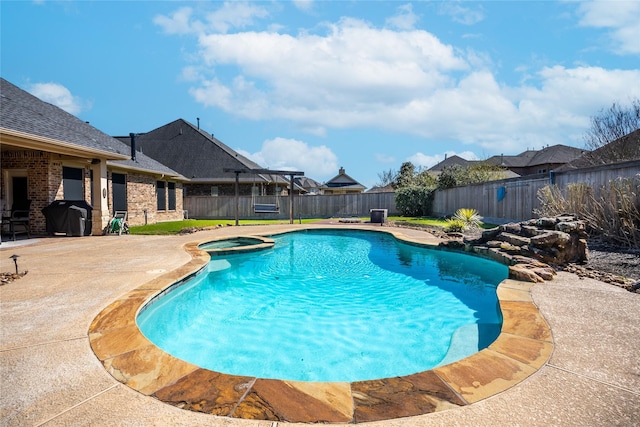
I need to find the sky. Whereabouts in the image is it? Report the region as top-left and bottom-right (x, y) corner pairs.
(2, 1), (639, 188)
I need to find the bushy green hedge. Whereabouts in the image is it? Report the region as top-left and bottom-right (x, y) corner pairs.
(394, 186), (434, 217)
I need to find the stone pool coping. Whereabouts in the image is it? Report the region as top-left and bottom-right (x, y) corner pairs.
(88, 227), (553, 423)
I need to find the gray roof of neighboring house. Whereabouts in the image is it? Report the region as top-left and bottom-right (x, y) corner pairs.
(486, 151), (537, 168)
(295, 176), (322, 190)
(428, 155), (472, 171)
(555, 129), (640, 171)
(365, 184), (395, 193)
(116, 119), (275, 184)
(321, 167), (366, 190)
(524, 145), (586, 166)
(485, 145), (585, 168)
(429, 144), (586, 172)
(0, 78), (184, 179)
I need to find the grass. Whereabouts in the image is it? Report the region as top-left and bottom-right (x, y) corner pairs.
(388, 216), (449, 227)
(129, 218), (323, 235)
(129, 216), (496, 235)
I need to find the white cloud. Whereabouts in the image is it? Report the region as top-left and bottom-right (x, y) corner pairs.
(238, 137), (338, 177)
(438, 2), (484, 25)
(153, 7), (199, 35)
(386, 3), (419, 30)
(576, 1), (640, 54)
(192, 17), (467, 125)
(158, 5), (640, 156)
(27, 82), (88, 115)
(408, 150), (479, 168)
(154, 2), (268, 35)
(292, 0), (314, 12)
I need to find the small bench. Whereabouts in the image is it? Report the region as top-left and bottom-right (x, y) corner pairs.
(254, 203), (279, 213)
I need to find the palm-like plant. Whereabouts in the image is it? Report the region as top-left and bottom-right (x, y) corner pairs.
(452, 208), (483, 229)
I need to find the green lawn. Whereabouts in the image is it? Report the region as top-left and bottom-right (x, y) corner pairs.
(128, 216), (495, 235)
(128, 218), (323, 235)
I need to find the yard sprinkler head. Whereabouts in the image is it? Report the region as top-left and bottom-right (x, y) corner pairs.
(9, 254), (20, 275)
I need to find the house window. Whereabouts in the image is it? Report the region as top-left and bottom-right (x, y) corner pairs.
(112, 173), (127, 212)
(63, 166), (84, 200)
(168, 182), (176, 210)
(157, 181), (166, 210)
(537, 168), (547, 174)
(210, 186), (218, 196)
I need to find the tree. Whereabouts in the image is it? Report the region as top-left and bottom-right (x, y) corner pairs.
(437, 163), (507, 190)
(437, 164), (467, 189)
(396, 162), (416, 188)
(583, 98), (640, 164)
(415, 169), (438, 188)
(375, 168), (397, 188)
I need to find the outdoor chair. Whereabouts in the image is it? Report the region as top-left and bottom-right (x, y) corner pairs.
(1, 200), (31, 241)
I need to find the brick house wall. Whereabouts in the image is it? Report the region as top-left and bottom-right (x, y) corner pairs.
(1, 149), (53, 235)
(108, 171), (184, 227)
(2, 148), (184, 235)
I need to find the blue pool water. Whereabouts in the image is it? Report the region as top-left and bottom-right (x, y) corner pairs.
(138, 229), (507, 382)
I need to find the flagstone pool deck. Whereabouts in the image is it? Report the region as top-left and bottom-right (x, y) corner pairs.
(1, 223), (638, 426)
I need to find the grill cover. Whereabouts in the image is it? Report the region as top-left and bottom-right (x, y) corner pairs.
(42, 200), (93, 236)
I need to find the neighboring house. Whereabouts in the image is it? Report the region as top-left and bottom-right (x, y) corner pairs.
(555, 129), (640, 171)
(428, 154), (472, 172)
(429, 145), (586, 177)
(365, 184), (395, 193)
(116, 119), (289, 198)
(486, 144), (587, 176)
(0, 78), (186, 236)
(321, 167), (366, 194)
(294, 176), (323, 195)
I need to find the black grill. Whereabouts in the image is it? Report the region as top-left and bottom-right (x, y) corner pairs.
(42, 200), (93, 236)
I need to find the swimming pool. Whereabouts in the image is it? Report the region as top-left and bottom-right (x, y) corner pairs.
(138, 229), (507, 382)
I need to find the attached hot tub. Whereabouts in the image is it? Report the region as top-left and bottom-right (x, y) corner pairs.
(198, 236), (274, 256)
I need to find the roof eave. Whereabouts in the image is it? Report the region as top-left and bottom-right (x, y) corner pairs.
(0, 127), (130, 160)
(106, 161), (188, 181)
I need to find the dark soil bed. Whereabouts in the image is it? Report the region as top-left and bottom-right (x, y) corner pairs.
(564, 238), (639, 292)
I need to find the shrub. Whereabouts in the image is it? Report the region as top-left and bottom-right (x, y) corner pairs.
(536, 176), (640, 248)
(395, 186), (434, 216)
(452, 208), (484, 229)
(444, 218), (466, 233)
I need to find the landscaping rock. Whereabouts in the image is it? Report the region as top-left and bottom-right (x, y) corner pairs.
(467, 215), (588, 266)
(530, 231), (571, 249)
(498, 232), (531, 247)
(509, 264), (545, 283)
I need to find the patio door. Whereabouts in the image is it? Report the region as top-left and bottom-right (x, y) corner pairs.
(3, 170), (28, 211)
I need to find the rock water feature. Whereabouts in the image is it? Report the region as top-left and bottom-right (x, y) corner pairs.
(441, 215), (589, 283)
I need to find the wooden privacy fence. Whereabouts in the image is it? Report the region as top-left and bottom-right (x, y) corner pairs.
(432, 159), (640, 223)
(184, 160), (638, 223)
(184, 192), (398, 220)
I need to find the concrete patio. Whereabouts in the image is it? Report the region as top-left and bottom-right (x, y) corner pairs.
(1, 224), (638, 426)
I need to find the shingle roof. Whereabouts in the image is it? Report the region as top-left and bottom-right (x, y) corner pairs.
(428, 155), (471, 171)
(484, 145), (584, 168)
(527, 144), (586, 166)
(555, 129), (640, 171)
(1, 78), (125, 156)
(117, 119), (271, 183)
(321, 167), (366, 190)
(1, 78), (184, 179)
(485, 150), (537, 168)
